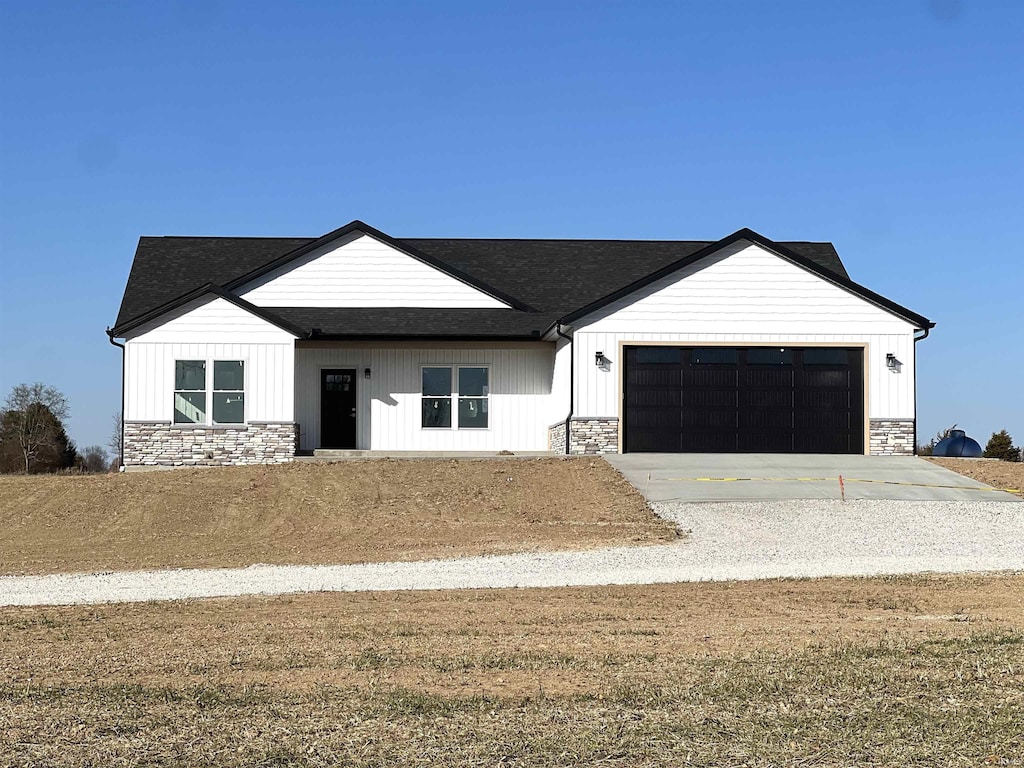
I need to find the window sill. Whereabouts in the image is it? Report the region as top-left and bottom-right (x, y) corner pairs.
(419, 427), (492, 431)
(171, 423), (249, 430)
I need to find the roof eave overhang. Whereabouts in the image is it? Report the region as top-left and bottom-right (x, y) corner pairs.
(302, 333), (546, 342)
(554, 228), (934, 331)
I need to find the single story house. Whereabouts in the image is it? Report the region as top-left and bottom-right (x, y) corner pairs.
(108, 220), (933, 466)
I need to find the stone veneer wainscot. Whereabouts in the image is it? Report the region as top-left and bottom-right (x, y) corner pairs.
(548, 418), (619, 455)
(124, 421), (297, 467)
(868, 418), (916, 456)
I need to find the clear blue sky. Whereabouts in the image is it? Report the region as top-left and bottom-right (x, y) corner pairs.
(1, 0), (1021, 453)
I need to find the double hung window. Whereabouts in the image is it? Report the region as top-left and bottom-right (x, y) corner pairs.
(421, 366), (489, 429)
(174, 361), (207, 424)
(173, 360), (245, 424)
(421, 367), (453, 428)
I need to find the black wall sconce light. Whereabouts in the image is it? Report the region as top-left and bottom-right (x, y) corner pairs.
(364, 367), (372, 379)
(595, 351), (606, 367)
(886, 353), (898, 370)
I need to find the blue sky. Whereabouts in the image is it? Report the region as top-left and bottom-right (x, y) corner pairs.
(1, 0), (1021, 452)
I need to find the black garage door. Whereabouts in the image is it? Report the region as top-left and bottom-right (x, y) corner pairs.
(623, 346), (863, 453)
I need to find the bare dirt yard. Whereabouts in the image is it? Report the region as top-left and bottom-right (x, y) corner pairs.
(0, 458), (675, 576)
(929, 457), (1024, 498)
(1, 574), (1022, 766)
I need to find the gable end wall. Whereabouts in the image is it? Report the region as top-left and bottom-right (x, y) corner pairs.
(237, 233), (509, 309)
(570, 241), (919, 451)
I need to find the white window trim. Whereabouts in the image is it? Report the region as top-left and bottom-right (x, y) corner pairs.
(419, 364), (491, 431)
(173, 358), (248, 426)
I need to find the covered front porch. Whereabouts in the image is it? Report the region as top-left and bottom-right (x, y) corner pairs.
(293, 340), (557, 453)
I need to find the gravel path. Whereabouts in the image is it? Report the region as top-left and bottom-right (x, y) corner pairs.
(3, 499), (1023, 606)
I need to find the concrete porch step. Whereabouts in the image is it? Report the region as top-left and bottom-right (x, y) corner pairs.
(305, 449), (557, 460)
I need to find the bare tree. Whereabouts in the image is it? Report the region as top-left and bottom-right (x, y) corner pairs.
(108, 412), (123, 466)
(79, 445), (110, 473)
(2, 383), (71, 473)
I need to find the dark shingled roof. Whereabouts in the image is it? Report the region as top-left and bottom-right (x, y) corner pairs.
(111, 223), (936, 337)
(115, 236), (315, 327)
(113, 228), (854, 338)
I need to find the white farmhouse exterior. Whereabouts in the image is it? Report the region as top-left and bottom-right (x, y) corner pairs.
(109, 221), (932, 466)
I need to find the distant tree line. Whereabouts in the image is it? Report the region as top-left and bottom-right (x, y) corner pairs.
(0, 383), (114, 474)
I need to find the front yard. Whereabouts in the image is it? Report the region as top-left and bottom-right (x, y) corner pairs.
(0, 458), (675, 576)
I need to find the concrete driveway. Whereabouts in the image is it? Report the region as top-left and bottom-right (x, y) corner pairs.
(604, 453), (1022, 502)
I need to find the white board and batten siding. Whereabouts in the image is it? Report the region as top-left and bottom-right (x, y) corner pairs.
(123, 296), (297, 422)
(294, 344), (555, 451)
(571, 240), (920, 421)
(238, 233), (508, 308)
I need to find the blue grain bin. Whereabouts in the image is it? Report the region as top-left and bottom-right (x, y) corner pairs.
(933, 429), (983, 458)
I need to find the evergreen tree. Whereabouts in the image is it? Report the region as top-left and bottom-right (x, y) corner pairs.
(983, 430), (1021, 462)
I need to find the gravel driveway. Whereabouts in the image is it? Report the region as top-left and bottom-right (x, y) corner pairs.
(3, 499), (1023, 606)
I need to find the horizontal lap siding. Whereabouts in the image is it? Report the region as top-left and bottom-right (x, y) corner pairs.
(238, 234), (507, 308)
(294, 345), (554, 451)
(574, 242), (918, 421)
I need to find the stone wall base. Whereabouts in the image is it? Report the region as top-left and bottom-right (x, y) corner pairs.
(125, 421), (297, 466)
(547, 421), (567, 453)
(868, 419), (916, 456)
(548, 418), (619, 455)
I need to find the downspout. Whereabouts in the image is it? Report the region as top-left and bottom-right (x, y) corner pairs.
(106, 328), (125, 469)
(554, 323), (573, 455)
(912, 326), (931, 456)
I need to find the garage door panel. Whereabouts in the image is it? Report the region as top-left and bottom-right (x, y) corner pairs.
(797, 369), (850, 388)
(741, 389), (792, 409)
(683, 368), (738, 387)
(740, 368), (794, 388)
(738, 430), (793, 452)
(794, 431), (855, 453)
(794, 409), (851, 430)
(683, 430), (738, 452)
(624, 346), (863, 454)
(626, 407), (677, 429)
(739, 407), (794, 430)
(796, 390), (850, 409)
(630, 428), (683, 452)
(681, 408), (737, 429)
(681, 389), (737, 408)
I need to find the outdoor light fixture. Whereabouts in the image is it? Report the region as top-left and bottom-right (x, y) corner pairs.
(364, 368), (372, 379)
(595, 351), (605, 367)
(886, 353), (898, 370)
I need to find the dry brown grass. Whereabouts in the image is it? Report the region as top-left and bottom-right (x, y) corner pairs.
(929, 457), (1024, 498)
(2, 574), (1023, 766)
(0, 458), (675, 576)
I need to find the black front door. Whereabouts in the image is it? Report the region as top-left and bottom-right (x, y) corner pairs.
(321, 369), (357, 448)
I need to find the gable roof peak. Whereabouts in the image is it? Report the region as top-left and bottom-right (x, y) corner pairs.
(222, 219), (534, 313)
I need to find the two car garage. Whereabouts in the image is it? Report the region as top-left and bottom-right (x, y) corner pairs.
(623, 346), (864, 454)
